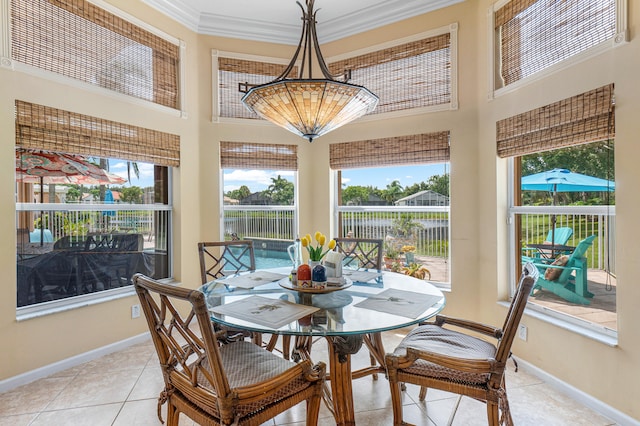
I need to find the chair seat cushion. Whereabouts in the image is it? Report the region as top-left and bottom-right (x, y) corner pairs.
(185, 341), (310, 420)
(393, 325), (497, 384)
(220, 340), (298, 388)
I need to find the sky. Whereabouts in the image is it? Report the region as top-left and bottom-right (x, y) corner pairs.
(223, 163), (449, 193)
(106, 160), (449, 193)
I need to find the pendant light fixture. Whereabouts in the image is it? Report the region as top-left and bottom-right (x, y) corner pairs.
(240, 0), (379, 143)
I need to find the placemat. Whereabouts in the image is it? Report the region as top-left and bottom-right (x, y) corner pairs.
(216, 271), (288, 289)
(342, 270), (381, 283)
(354, 288), (442, 319)
(210, 295), (319, 328)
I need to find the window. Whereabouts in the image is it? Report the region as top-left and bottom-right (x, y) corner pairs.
(493, 0), (625, 90)
(10, 0), (180, 109)
(15, 101), (177, 310)
(220, 142), (298, 268)
(329, 25), (458, 115)
(500, 85), (617, 334)
(215, 55), (296, 120)
(331, 133), (451, 285)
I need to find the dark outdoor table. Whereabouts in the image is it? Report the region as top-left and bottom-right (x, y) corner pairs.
(525, 243), (575, 260)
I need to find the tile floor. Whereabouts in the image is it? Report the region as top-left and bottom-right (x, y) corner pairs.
(0, 328), (617, 426)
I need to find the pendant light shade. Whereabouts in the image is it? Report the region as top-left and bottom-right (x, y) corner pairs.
(240, 0), (378, 142)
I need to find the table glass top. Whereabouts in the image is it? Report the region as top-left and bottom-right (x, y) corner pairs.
(199, 268), (446, 336)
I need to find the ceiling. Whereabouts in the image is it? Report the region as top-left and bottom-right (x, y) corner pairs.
(142, 0), (464, 44)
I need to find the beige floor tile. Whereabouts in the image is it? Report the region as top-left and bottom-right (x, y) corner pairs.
(80, 343), (154, 374)
(0, 413), (38, 426)
(128, 364), (164, 401)
(46, 369), (141, 410)
(112, 398), (164, 426)
(30, 403), (121, 426)
(0, 376), (74, 416)
(508, 384), (615, 426)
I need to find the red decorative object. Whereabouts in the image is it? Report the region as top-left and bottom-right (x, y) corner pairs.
(297, 264), (312, 288)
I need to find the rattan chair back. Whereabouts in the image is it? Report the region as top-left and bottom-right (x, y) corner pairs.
(133, 273), (325, 426)
(333, 237), (383, 270)
(198, 240), (256, 283)
(385, 263), (539, 426)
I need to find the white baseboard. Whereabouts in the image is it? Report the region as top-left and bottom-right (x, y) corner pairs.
(0, 332), (151, 393)
(515, 357), (639, 426)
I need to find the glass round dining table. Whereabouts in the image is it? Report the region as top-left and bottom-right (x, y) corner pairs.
(199, 267), (446, 426)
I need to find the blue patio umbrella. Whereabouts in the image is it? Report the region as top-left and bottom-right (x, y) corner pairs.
(521, 168), (615, 248)
(521, 168), (615, 193)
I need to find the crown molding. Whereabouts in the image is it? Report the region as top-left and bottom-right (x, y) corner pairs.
(143, 0), (464, 44)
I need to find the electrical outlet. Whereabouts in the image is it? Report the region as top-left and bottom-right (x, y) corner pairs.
(131, 304), (141, 319)
(518, 324), (527, 341)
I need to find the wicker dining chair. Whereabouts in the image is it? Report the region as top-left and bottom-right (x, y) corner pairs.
(133, 274), (326, 426)
(197, 240), (287, 355)
(333, 237), (384, 270)
(385, 263), (539, 426)
(197, 240), (256, 282)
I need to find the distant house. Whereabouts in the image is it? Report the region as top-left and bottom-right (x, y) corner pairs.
(395, 190), (449, 206)
(239, 192), (272, 205)
(224, 195), (239, 205)
(346, 193), (388, 206)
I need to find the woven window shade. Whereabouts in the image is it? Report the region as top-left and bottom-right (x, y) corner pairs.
(329, 132), (450, 170)
(496, 0), (616, 86)
(15, 100), (180, 167)
(496, 84), (614, 158)
(220, 142), (298, 170)
(218, 57), (297, 119)
(11, 0), (180, 109)
(329, 33), (451, 115)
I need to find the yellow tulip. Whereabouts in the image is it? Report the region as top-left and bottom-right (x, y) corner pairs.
(305, 234), (312, 243)
(328, 239), (336, 250)
(318, 234), (326, 246)
(301, 236), (309, 247)
(314, 231), (322, 242)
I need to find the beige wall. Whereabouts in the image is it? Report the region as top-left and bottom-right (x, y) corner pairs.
(1, 0), (638, 421)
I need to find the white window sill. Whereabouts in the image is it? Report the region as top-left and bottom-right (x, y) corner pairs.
(498, 301), (618, 347)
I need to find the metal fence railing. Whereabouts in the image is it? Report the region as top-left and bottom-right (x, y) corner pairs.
(518, 212), (615, 273)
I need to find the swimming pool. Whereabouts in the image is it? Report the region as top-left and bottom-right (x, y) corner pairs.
(229, 248), (293, 270)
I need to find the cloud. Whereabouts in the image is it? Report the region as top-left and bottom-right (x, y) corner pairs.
(223, 169), (294, 190)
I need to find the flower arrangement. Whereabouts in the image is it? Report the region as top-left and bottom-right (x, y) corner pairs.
(301, 232), (336, 261)
(401, 245), (416, 253)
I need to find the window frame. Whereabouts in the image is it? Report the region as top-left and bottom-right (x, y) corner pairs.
(507, 158), (617, 344)
(16, 163), (174, 320)
(2, 0), (186, 117)
(488, 0), (628, 99)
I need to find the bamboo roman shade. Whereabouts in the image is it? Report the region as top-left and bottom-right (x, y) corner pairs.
(329, 33), (451, 115)
(15, 100), (180, 167)
(220, 142), (298, 170)
(496, 0), (616, 87)
(11, 0), (180, 109)
(218, 57), (297, 119)
(496, 84), (614, 158)
(329, 132), (450, 170)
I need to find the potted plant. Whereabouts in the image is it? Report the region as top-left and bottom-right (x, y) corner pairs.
(400, 262), (431, 280)
(383, 241), (404, 270)
(401, 245), (416, 264)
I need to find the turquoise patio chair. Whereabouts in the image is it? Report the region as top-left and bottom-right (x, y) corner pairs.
(529, 235), (596, 305)
(522, 227), (574, 261)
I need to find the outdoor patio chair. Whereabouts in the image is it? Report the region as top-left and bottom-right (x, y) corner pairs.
(385, 263), (539, 426)
(333, 237), (383, 270)
(522, 227), (573, 261)
(528, 235), (597, 305)
(133, 274), (325, 426)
